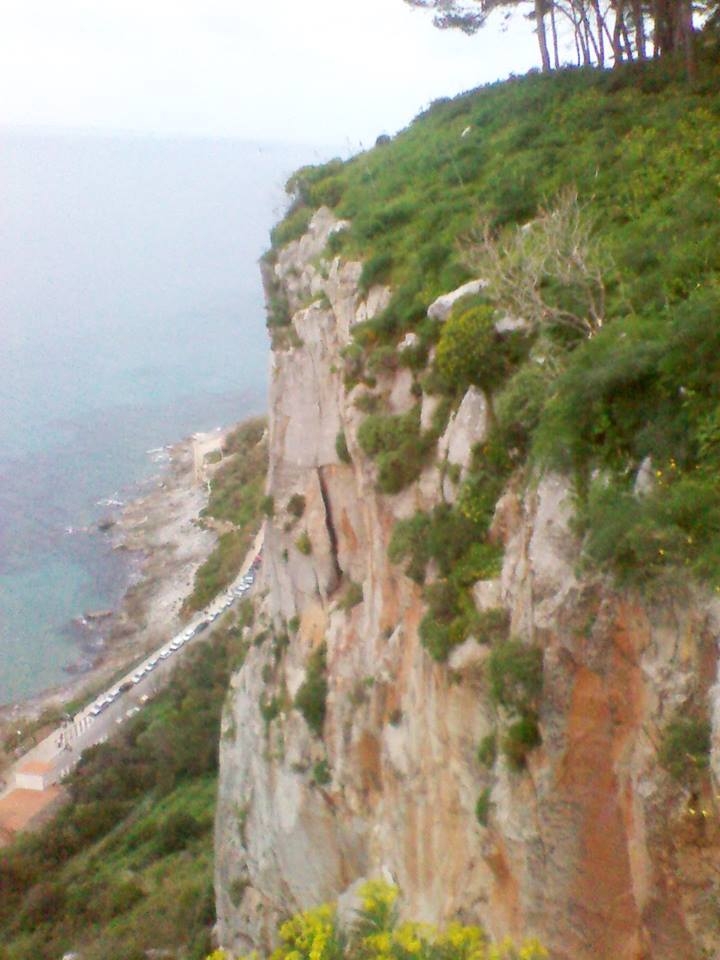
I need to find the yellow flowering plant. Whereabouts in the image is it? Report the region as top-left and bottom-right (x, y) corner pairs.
(209, 882), (548, 960)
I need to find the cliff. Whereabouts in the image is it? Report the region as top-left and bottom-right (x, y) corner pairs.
(215, 206), (720, 960)
(216, 64), (720, 960)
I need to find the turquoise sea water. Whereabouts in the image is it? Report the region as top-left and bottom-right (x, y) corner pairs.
(0, 132), (324, 705)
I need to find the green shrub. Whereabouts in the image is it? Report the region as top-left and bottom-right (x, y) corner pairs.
(357, 407), (436, 494)
(494, 362), (553, 460)
(272, 631), (291, 663)
(266, 288), (292, 328)
(261, 494), (275, 518)
(104, 878), (145, 919)
(270, 205), (313, 248)
(154, 811), (204, 856)
(312, 759), (331, 786)
(338, 581), (363, 611)
(473, 608), (509, 646)
(487, 639), (544, 715)
(659, 713), (711, 783)
(287, 494), (306, 518)
(367, 344), (399, 377)
(341, 341), (366, 389)
(186, 530), (249, 612)
(454, 541), (504, 586)
(477, 733), (498, 768)
(435, 302), (530, 397)
(354, 391), (381, 414)
(419, 579), (479, 662)
(388, 512), (432, 583)
(229, 877), (249, 908)
(295, 531), (312, 555)
(359, 249), (394, 292)
(259, 695), (283, 733)
(475, 787), (492, 826)
(295, 644), (328, 737)
(336, 430), (352, 464)
(502, 714), (542, 771)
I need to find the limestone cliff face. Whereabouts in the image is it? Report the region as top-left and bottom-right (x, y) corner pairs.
(216, 209), (720, 960)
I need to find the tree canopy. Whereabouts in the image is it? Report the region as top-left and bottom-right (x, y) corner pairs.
(403, 0), (710, 77)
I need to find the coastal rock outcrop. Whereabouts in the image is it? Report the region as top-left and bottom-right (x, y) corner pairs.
(215, 209), (720, 960)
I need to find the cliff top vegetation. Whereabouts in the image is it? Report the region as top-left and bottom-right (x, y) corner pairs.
(268, 48), (720, 593)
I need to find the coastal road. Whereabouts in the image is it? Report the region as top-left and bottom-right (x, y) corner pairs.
(0, 528), (264, 826)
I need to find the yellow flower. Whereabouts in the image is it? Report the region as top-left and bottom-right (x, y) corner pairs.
(392, 921), (425, 954)
(359, 879), (399, 914)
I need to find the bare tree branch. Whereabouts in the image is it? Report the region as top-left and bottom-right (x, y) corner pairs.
(460, 189), (608, 341)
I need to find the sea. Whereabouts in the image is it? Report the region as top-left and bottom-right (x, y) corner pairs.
(0, 131), (334, 706)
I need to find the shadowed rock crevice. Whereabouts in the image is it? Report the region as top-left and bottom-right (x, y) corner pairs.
(317, 466), (342, 591)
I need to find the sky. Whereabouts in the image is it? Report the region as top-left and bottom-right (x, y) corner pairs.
(0, 0), (541, 147)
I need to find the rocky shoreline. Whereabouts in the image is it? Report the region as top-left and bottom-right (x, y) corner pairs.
(0, 429), (227, 737)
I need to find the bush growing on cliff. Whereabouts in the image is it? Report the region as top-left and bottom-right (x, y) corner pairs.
(659, 712), (711, 783)
(475, 787), (492, 826)
(475, 608), (510, 645)
(435, 301), (530, 398)
(477, 732), (498, 768)
(357, 407), (436, 494)
(488, 640), (543, 715)
(286, 494), (306, 519)
(338, 580), (363, 611)
(295, 643), (328, 737)
(419, 579), (483, 662)
(494, 362), (554, 462)
(270, 205), (313, 249)
(295, 530), (313, 555)
(335, 430), (352, 464)
(502, 714), (542, 771)
(487, 639), (544, 769)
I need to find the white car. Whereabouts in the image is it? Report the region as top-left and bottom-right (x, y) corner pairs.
(160, 650), (171, 660)
(131, 672), (144, 683)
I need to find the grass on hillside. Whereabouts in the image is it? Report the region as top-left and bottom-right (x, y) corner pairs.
(270, 50), (720, 595)
(0, 609), (252, 960)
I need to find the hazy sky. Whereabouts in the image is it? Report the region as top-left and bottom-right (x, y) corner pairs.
(1, 0), (541, 146)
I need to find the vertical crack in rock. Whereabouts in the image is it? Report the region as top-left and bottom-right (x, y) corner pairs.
(318, 466), (342, 590)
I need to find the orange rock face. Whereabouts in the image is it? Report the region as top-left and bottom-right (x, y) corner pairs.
(215, 212), (720, 960)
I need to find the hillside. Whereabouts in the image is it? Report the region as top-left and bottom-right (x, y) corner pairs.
(0, 421), (267, 960)
(216, 54), (720, 960)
